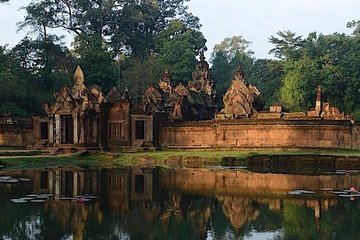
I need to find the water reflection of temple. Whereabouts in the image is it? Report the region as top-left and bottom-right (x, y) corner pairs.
(158, 168), (360, 232)
(2, 167), (360, 238)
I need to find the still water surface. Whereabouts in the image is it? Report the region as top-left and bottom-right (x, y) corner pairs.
(1, 166), (360, 240)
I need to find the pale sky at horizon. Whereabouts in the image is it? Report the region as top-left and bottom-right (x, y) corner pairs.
(0, 0), (359, 59)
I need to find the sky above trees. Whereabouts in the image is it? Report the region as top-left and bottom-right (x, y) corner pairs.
(1, 0), (360, 59)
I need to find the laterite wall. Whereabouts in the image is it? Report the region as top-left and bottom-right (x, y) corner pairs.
(0, 125), (34, 146)
(159, 119), (360, 150)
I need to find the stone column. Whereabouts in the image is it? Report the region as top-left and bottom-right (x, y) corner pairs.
(98, 113), (102, 147)
(79, 113), (85, 144)
(48, 116), (54, 144)
(315, 85), (322, 112)
(93, 115), (98, 145)
(73, 171), (78, 197)
(33, 117), (40, 143)
(73, 114), (78, 144)
(146, 116), (154, 143)
(55, 115), (61, 144)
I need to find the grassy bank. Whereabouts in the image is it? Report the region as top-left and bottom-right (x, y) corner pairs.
(1, 148), (360, 170)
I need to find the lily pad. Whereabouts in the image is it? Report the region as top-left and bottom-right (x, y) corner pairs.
(339, 194), (357, 198)
(11, 199), (28, 203)
(288, 191), (302, 195)
(26, 194), (37, 197)
(330, 191), (347, 194)
(19, 197), (35, 201)
(300, 190), (315, 194)
(31, 199), (46, 203)
(19, 178), (32, 182)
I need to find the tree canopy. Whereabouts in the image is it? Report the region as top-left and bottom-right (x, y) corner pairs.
(1, 1), (360, 120)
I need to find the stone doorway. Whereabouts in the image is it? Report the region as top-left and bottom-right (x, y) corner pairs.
(135, 120), (145, 140)
(61, 115), (74, 144)
(40, 122), (48, 140)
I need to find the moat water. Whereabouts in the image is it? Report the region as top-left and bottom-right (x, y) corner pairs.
(1, 165), (360, 240)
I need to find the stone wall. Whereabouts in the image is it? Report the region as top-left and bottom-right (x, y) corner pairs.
(0, 125), (34, 146)
(160, 119), (360, 150)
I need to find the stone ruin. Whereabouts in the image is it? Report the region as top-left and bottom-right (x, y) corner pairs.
(216, 67), (260, 119)
(43, 66), (105, 116)
(141, 52), (216, 121)
(42, 66), (105, 145)
(257, 85), (348, 120)
(307, 85), (346, 120)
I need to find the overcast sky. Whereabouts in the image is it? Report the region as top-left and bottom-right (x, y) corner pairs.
(1, 0), (360, 59)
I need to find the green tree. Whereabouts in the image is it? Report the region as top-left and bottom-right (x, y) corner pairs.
(212, 35), (253, 61)
(210, 36), (256, 107)
(269, 30), (303, 59)
(211, 51), (231, 103)
(155, 20), (206, 84)
(121, 54), (163, 100)
(247, 59), (283, 109)
(0, 46), (46, 116)
(20, 0), (202, 93)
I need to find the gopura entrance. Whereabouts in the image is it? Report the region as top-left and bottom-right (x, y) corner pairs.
(61, 115), (73, 144)
(43, 66), (104, 147)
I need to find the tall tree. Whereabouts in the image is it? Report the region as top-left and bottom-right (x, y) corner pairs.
(210, 36), (255, 106)
(247, 59), (283, 109)
(20, 0), (202, 92)
(211, 50), (231, 102)
(269, 30), (303, 59)
(155, 20), (206, 84)
(212, 35), (253, 61)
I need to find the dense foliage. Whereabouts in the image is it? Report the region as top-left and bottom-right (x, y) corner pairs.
(1, 1), (360, 119)
(211, 29), (360, 118)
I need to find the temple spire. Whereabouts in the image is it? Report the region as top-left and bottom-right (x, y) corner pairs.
(74, 66), (85, 85)
(234, 66), (245, 81)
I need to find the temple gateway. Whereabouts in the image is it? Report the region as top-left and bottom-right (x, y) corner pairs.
(28, 54), (360, 151)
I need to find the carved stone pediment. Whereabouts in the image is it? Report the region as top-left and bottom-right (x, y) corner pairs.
(105, 87), (122, 103)
(188, 52), (214, 98)
(159, 68), (172, 94)
(47, 85), (77, 115)
(143, 85), (163, 112)
(45, 65), (105, 115)
(218, 67), (260, 119)
(174, 83), (189, 97)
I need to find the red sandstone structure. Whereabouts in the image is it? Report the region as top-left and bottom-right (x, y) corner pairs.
(0, 54), (359, 150)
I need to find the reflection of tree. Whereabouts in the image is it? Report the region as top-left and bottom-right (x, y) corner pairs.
(44, 200), (103, 240)
(219, 196), (259, 230)
(0, 186), (47, 240)
(283, 204), (318, 240)
(320, 200), (360, 240)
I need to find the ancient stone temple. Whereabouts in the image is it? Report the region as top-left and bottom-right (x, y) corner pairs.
(42, 66), (104, 146)
(187, 52), (216, 110)
(102, 87), (131, 146)
(307, 85), (346, 120)
(161, 52), (217, 121)
(142, 56), (217, 121)
(216, 67), (260, 119)
(142, 69), (173, 113)
(22, 55), (356, 152)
